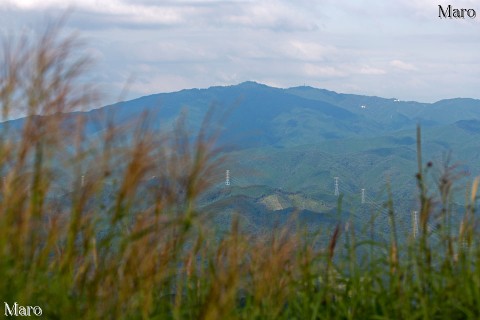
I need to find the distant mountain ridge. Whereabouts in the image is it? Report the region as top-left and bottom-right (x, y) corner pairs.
(52, 81), (479, 148)
(5, 81), (480, 234)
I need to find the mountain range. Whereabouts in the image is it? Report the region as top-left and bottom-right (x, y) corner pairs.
(7, 81), (480, 236)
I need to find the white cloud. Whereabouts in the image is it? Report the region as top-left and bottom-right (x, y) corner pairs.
(303, 64), (346, 78)
(1, 0), (319, 31)
(357, 66), (386, 75)
(1, 0), (479, 103)
(390, 60), (417, 71)
(283, 41), (337, 62)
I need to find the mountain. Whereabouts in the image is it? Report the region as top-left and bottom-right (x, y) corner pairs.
(74, 81), (386, 149)
(6, 81), (480, 235)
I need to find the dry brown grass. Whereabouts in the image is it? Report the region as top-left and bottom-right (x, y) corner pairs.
(1, 19), (480, 320)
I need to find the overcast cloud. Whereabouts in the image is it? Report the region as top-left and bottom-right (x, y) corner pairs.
(1, 0), (479, 104)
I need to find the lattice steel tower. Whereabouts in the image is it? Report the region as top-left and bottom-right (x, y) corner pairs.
(334, 177), (339, 196)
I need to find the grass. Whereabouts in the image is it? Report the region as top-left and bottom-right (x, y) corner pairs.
(1, 21), (480, 320)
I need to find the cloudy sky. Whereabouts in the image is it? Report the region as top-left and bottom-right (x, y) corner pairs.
(1, 0), (479, 104)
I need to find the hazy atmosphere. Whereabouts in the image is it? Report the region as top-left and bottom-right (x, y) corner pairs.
(1, 0), (479, 103)
(2, 1), (480, 318)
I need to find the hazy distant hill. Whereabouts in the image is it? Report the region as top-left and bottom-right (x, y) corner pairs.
(6, 82), (480, 234)
(79, 81), (480, 140)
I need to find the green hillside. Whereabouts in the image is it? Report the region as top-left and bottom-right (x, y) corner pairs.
(4, 82), (480, 233)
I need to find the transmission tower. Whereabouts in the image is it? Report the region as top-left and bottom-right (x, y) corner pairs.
(361, 188), (365, 204)
(225, 170), (230, 186)
(334, 177), (339, 196)
(412, 211), (418, 238)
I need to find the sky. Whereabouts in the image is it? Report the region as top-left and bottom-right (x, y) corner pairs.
(1, 0), (479, 105)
